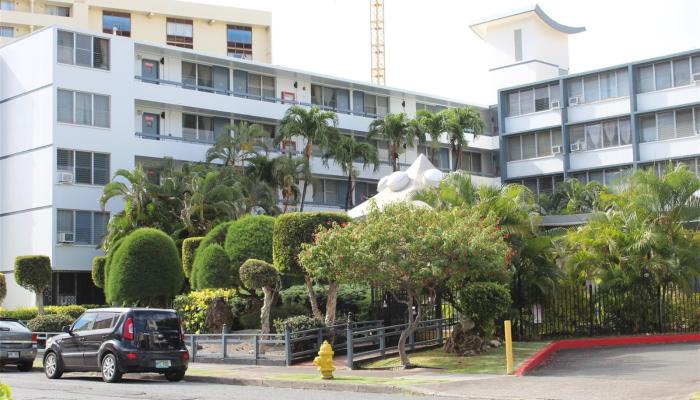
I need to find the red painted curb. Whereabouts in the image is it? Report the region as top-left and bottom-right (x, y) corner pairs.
(514, 333), (700, 376)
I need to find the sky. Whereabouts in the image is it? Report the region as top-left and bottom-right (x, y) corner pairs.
(192, 0), (700, 106)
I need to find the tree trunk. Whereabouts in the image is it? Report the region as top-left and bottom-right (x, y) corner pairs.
(345, 173), (353, 211)
(391, 143), (399, 172)
(304, 274), (323, 321)
(300, 141), (313, 212)
(397, 289), (422, 367)
(36, 291), (44, 315)
(260, 286), (274, 335)
(299, 180), (308, 212)
(324, 281), (339, 326)
(452, 142), (459, 171)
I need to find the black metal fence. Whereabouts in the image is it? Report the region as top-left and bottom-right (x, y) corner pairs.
(512, 284), (700, 340)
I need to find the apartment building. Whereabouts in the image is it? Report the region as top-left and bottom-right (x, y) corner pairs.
(0, 0), (271, 62)
(0, 26), (499, 307)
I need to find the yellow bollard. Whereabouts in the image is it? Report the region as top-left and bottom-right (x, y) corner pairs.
(504, 320), (514, 374)
(313, 340), (335, 379)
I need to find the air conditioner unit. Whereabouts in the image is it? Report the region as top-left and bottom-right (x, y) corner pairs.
(693, 73), (700, 83)
(550, 100), (561, 109)
(58, 232), (75, 243)
(568, 96), (581, 106)
(58, 172), (74, 184)
(570, 142), (582, 152)
(551, 145), (563, 154)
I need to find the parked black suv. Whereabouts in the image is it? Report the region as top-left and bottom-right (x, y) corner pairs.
(43, 308), (189, 383)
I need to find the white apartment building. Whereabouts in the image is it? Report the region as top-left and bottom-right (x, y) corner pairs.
(0, 26), (500, 308)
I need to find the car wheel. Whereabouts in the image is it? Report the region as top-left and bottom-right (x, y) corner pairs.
(44, 352), (63, 379)
(101, 353), (122, 383)
(164, 369), (185, 382)
(17, 361), (33, 372)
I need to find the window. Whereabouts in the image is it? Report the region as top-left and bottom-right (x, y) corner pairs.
(568, 69), (629, 104)
(675, 109), (694, 137)
(508, 175), (564, 197)
(583, 75), (600, 103)
(507, 93), (519, 116)
(638, 56), (699, 93)
(585, 123), (602, 150)
(232, 69), (275, 100)
(0, 25), (12, 38)
(311, 85), (350, 112)
(354, 182), (377, 205)
(655, 62), (672, 90)
(534, 86), (549, 112)
(416, 102), (447, 113)
(57, 89), (110, 128)
(351, 91), (389, 116)
(166, 18), (193, 49)
(57, 149), (110, 185)
(640, 115), (657, 142)
(72, 313), (97, 332)
(182, 62), (234, 94)
(0, 0), (13, 10)
(56, 30), (110, 70)
(658, 111), (676, 140)
(507, 129), (561, 161)
(569, 118), (631, 150)
(513, 29), (523, 61)
(673, 58), (691, 86)
(519, 89), (534, 114)
(638, 66), (654, 93)
(507, 135), (521, 161)
(57, 210), (109, 245)
(536, 130), (552, 156)
(227, 25), (252, 59)
(102, 11), (130, 37)
(506, 83), (559, 116)
(182, 113), (230, 143)
(47, 5), (70, 17)
(93, 312), (117, 330)
(572, 167), (630, 187)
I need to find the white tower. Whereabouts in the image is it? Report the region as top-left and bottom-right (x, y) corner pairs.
(470, 5), (585, 100)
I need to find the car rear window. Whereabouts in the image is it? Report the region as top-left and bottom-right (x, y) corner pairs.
(134, 311), (179, 333)
(0, 321), (29, 332)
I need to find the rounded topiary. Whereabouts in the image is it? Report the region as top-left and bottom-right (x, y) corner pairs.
(272, 212), (350, 275)
(224, 216), (275, 272)
(182, 237), (203, 279)
(105, 228), (183, 306)
(239, 259), (278, 289)
(27, 314), (74, 332)
(455, 282), (511, 338)
(92, 256), (106, 289)
(14, 255), (52, 313)
(193, 244), (234, 289)
(0, 273), (6, 305)
(190, 222), (234, 288)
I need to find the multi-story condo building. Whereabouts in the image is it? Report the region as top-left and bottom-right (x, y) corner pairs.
(0, 0), (271, 62)
(0, 26), (499, 307)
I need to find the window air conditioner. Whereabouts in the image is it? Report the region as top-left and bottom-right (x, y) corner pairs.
(550, 100), (561, 109)
(551, 145), (563, 154)
(58, 232), (75, 243)
(693, 73), (700, 83)
(570, 142), (582, 152)
(568, 96), (581, 106)
(58, 172), (74, 184)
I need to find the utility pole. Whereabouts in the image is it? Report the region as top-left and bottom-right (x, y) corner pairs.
(370, 0), (386, 85)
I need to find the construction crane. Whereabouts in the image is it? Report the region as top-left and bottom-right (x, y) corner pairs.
(370, 0), (386, 85)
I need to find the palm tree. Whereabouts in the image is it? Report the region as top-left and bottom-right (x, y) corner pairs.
(179, 169), (244, 235)
(441, 107), (485, 171)
(245, 154), (277, 187)
(100, 165), (157, 229)
(206, 121), (269, 167)
(323, 136), (379, 210)
(273, 155), (307, 212)
(277, 106), (339, 211)
(368, 112), (422, 172)
(415, 110), (445, 165)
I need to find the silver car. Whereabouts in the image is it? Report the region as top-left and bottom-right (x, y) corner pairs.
(0, 318), (36, 371)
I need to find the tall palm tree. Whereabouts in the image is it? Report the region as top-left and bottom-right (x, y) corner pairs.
(277, 106), (339, 211)
(441, 107), (485, 171)
(323, 135), (379, 210)
(206, 121), (268, 167)
(368, 112), (422, 172)
(179, 169), (244, 235)
(100, 165), (157, 229)
(273, 155), (307, 212)
(245, 154), (277, 187)
(415, 109), (445, 165)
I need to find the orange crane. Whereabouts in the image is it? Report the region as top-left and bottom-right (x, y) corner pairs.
(370, 0), (385, 85)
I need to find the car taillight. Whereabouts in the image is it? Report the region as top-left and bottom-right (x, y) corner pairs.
(124, 317), (134, 341)
(31, 333), (37, 344)
(183, 351), (189, 361)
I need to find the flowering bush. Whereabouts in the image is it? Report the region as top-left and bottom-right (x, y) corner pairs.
(173, 289), (248, 333)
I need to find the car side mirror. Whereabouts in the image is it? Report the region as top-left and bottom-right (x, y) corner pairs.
(62, 325), (72, 334)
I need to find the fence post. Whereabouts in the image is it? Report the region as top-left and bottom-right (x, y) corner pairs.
(437, 318), (443, 344)
(657, 286), (663, 333)
(253, 335), (259, 363)
(346, 317), (354, 370)
(379, 327), (385, 357)
(284, 327), (292, 366)
(190, 335), (197, 362)
(588, 284), (594, 337)
(221, 324), (227, 359)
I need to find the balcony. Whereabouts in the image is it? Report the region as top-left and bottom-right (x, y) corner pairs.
(506, 156), (564, 179)
(504, 109), (561, 134)
(639, 135), (700, 162)
(569, 145), (633, 171)
(567, 97), (631, 124)
(637, 83), (700, 113)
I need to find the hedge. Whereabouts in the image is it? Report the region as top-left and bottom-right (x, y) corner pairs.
(272, 212), (350, 275)
(0, 273), (6, 305)
(172, 289), (247, 333)
(106, 228), (183, 306)
(182, 237), (203, 279)
(224, 215), (275, 272)
(279, 284), (371, 319)
(92, 256), (106, 289)
(27, 314), (74, 332)
(193, 244), (233, 290)
(454, 282), (511, 338)
(273, 314), (323, 334)
(14, 255), (52, 294)
(0, 305), (100, 321)
(239, 259), (277, 289)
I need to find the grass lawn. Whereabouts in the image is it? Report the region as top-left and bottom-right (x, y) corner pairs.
(360, 341), (549, 374)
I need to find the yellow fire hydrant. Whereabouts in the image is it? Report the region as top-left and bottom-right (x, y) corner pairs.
(313, 340), (335, 379)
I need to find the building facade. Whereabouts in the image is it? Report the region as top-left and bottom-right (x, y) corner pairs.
(0, 26), (499, 308)
(0, 0), (272, 62)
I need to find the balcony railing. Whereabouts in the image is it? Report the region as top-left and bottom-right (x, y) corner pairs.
(134, 75), (386, 119)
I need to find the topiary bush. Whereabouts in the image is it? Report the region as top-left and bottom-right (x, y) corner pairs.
(14, 255), (52, 314)
(105, 228), (183, 307)
(182, 237), (203, 279)
(189, 222), (234, 288)
(454, 282), (511, 338)
(193, 244), (234, 290)
(239, 259), (278, 289)
(225, 216), (275, 273)
(27, 314), (74, 332)
(92, 256), (106, 289)
(172, 289), (248, 334)
(0, 273), (6, 305)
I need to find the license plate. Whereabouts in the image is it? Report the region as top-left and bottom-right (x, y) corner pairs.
(155, 360), (171, 368)
(7, 352), (19, 359)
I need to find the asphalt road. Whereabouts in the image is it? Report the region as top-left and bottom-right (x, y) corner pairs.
(0, 370), (450, 400)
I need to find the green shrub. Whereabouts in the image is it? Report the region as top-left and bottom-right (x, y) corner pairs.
(14, 256), (52, 310)
(92, 256), (106, 289)
(0, 273), (6, 305)
(172, 289), (248, 333)
(190, 222), (234, 288)
(44, 305), (86, 319)
(455, 282), (511, 338)
(239, 259), (278, 289)
(0, 307), (38, 321)
(0, 305), (98, 321)
(193, 244), (234, 290)
(182, 237), (203, 279)
(225, 215), (275, 273)
(271, 303), (308, 321)
(27, 314), (74, 332)
(106, 228), (183, 306)
(279, 284), (371, 318)
(273, 315), (323, 334)
(272, 212), (350, 275)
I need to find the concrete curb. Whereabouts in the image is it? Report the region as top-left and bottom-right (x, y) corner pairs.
(515, 333), (700, 376)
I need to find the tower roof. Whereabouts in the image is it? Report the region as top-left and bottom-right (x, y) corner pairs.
(470, 4), (585, 40)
